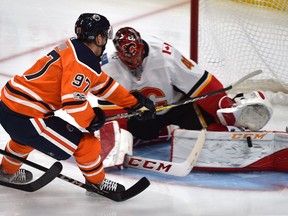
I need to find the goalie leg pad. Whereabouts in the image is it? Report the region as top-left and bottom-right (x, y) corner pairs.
(98, 121), (133, 168)
(171, 129), (288, 171)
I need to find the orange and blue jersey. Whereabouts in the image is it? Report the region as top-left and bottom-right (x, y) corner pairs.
(1, 37), (137, 129)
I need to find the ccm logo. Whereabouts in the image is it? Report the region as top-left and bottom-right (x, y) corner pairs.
(231, 133), (266, 139)
(127, 157), (172, 172)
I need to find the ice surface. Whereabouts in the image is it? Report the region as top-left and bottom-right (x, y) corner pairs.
(0, 0), (288, 215)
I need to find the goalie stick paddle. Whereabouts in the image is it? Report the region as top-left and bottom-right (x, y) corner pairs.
(0, 160), (62, 192)
(124, 129), (206, 176)
(0, 149), (149, 201)
(106, 69), (263, 120)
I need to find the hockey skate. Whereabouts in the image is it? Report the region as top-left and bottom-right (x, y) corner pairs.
(0, 167), (33, 184)
(85, 178), (125, 197)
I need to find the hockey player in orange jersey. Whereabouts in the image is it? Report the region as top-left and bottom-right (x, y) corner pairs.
(0, 14), (155, 194)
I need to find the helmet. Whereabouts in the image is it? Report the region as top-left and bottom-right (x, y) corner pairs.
(75, 13), (113, 41)
(113, 27), (144, 69)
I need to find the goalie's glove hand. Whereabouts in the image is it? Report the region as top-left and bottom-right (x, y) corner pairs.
(86, 107), (106, 132)
(125, 91), (156, 121)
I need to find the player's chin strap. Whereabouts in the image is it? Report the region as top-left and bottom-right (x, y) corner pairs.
(106, 69), (263, 121)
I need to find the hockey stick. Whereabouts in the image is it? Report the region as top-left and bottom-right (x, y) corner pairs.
(0, 149), (62, 192)
(0, 149), (149, 201)
(124, 129), (206, 176)
(106, 69), (263, 120)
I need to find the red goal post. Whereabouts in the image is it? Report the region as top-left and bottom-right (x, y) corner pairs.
(190, 0), (288, 95)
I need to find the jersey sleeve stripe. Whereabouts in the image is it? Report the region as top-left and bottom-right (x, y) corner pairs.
(62, 100), (86, 108)
(188, 71), (212, 97)
(3, 88), (49, 114)
(11, 78), (44, 102)
(5, 82), (54, 111)
(61, 93), (75, 100)
(89, 76), (110, 92)
(99, 82), (119, 99)
(98, 99), (114, 106)
(64, 101), (89, 114)
(92, 77), (114, 96)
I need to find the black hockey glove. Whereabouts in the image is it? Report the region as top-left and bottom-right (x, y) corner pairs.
(86, 107), (106, 132)
(126, 91), (156, 121)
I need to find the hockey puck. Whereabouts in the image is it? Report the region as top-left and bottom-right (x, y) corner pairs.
(246, 136), (253, 148)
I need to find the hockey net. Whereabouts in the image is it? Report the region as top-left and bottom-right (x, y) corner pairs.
(191, 0), (288, 104)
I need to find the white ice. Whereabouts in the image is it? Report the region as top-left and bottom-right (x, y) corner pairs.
(1, 0), (288, 215)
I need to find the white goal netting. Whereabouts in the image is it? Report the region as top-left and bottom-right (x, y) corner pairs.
(197, 0), (288, 102)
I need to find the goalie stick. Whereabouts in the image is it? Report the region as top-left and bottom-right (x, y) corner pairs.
(124, 130), (206, 176)
(0, 149), (149, 201)
(0, 149), (62, 192)
(106, 69), (263, 121)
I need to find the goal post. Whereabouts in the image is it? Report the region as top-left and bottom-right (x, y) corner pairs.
(190, 0), (288, 95)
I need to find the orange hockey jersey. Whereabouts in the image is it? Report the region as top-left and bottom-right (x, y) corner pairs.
(1, 38), (138, 129)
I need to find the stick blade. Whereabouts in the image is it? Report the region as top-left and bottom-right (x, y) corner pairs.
(0, 161), (62, 192)
(118, 177), (150, 201)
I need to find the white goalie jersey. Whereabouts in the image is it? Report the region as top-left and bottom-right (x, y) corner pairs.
(101, 35), (210, 115)
(100, 35), (272, 132)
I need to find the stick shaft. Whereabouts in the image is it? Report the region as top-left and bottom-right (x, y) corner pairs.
(106, 70), (263, 120)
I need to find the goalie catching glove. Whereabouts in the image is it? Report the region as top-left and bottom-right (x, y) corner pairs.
(216, 91), (273, 131)
(125, 91), (156, 121)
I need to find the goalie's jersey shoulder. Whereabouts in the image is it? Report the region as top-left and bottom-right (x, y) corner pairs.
(142, 35), (175, 68)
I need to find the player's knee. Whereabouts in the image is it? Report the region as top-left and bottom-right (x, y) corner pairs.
(74, 133), (101, 162)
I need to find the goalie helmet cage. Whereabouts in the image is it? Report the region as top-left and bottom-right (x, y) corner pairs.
(190, 0), (288, 96)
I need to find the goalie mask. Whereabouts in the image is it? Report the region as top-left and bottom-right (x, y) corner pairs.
(113, 27), (145, 76)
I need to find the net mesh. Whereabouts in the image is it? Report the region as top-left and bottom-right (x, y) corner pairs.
(198, 0), (288, 94)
